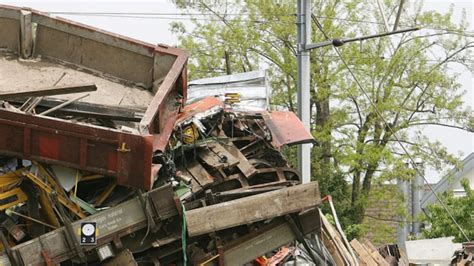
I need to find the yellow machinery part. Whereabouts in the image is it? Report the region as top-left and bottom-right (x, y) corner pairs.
(94, 181), (117, 206)
(224, 92), (241, 104)
(80, 174), (104, 182)
(38, 190), (61, 228)
(0, 168), (24, 193)
(0, 187), (28, 211)
(23, 172), (86, 219)
(35, 163), (68, 198)
(183, 124), (199, 144)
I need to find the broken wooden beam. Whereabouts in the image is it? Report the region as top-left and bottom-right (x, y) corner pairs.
(185, 181), (321, 237)
(0, 83), (97, 100)
(8, 97), (145, 121)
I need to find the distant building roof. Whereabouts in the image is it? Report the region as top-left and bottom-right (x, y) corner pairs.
(421, 152), (474, 209)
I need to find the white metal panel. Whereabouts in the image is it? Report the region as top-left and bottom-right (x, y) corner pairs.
(187, 70), (270, 112)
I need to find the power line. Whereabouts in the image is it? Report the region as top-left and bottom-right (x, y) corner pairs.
(46, 11), (473, 34)
(48, 13), (269, 23)
(46, 12), (242, 16)
(312, 15), (471, 242)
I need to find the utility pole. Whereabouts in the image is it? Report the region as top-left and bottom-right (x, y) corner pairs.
(296, 1), (419, 184)
(296, 0), (312, 184)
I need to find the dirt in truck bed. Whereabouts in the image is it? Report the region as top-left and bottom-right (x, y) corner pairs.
(0, 54), (154, 108)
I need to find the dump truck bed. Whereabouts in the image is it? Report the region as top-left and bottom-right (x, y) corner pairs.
(0, 5), (188, 190)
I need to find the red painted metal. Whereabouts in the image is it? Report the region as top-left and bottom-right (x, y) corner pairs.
(175, 96), (224, 125)
(262, 111), (315, 148)
(0, 110), (155, 189)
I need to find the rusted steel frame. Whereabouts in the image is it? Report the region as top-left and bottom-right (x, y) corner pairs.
(0, 110), (127, 141)
(224, 173), (249, 188)
(141, 51), (188, 135)
(0, 5), (188, 190)
(151, 91), (181, 152)
(41, 249), (54, 266)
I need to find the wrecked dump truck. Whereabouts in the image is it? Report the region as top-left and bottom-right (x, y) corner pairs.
(0, 5), (390, 266)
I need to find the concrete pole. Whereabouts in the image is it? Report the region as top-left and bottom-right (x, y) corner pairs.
(397, 178), (409, 251)
(412, 161), (423, 235)
(297, 0), (312, 184)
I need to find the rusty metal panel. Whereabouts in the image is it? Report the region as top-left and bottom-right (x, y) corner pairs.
(262, 111), (315, 148)
(0, 109), (154, 189)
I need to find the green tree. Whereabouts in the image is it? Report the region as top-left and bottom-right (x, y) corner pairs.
(422, 179), (474, 242)
(171, 0), (473, 229)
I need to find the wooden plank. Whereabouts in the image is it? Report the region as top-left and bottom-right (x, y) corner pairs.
(186, 161), (214, 190)
(185, 182), (321, 237)
(220, 140), (257, 178)
(362, 239), (389, 266)
(350, 239), (378, 266)
(0, 83), (97, 100)
(215, 131), (257, 178)
(321, 229), (346, 266)
(198, 142), (239, 169)
(319, 209), (355, 265)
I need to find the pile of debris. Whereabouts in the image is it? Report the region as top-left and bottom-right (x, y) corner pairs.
(0, 5), (405, 265)
(0, 93), (323, 265)
(451, 242), (474, 265)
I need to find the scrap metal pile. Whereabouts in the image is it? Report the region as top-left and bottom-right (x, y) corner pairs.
(1, 5), (407, 266)
(0, 6), (328, 265)
(0, 94), (323, 265)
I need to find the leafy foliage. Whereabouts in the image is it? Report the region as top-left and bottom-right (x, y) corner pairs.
(171, 0), (473, 234)
(422, 179), (474, 242)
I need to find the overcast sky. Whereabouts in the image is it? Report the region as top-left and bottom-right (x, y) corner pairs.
(1, 0), (472, 182)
